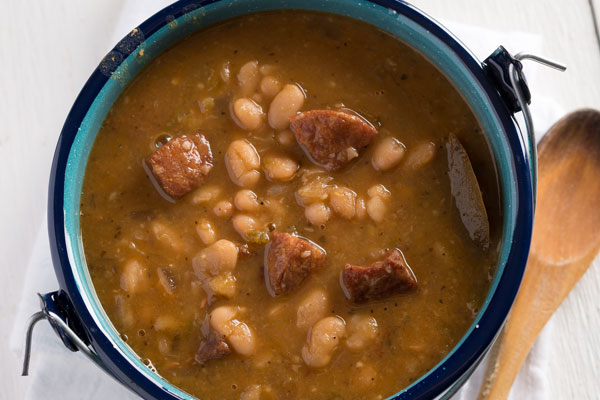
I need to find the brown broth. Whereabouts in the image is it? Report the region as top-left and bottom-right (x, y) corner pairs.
(80, 11), (500, 400)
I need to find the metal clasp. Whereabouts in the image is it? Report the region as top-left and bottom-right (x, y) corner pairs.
(509, 52), (567, 146)
(21, 292), (111, 377)
(483, 47), (566, 199)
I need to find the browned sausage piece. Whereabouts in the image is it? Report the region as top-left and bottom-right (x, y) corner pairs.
(342, 248), (417, 303)
(290, 110), (377, 171)
(195, 328), (231, 366)
(145, 133), (214, 199)
(265, 232), (327, 296)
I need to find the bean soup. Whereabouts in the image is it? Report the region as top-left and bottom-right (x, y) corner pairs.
(80, 10), (501, 400)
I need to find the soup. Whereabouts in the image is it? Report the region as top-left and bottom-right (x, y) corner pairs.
(80, 10), (500, 400)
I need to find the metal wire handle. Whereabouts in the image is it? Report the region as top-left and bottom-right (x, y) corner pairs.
(21, 311), (46, 376)
(514, 53), (567, 71)
(508, 53), (566, 198)
(21, 309), (112, 377)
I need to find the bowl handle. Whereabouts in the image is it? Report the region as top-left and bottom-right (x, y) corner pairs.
(21, 291), (113, 378)
(483, 47), (566, 204)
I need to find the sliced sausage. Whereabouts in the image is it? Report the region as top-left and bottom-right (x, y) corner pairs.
(290, 110), (377, 171)
(145, 133), (213, 199)
(265, 233), (326, 296)
(195, 328), (231, 366)
(341, 248), (417, 303)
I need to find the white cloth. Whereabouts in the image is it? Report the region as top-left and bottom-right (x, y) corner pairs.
(10, 2), (562, 399)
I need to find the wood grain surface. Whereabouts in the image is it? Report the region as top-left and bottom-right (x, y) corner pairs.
(1, 1), (599, 399)
(478, 110), (600, 399)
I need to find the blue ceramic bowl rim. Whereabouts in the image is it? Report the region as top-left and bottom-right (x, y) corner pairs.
(48, 0), (534, 399)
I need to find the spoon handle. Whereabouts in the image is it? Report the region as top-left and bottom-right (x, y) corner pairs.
(476, 260), (545, 400)
(478, 250), (599, 399)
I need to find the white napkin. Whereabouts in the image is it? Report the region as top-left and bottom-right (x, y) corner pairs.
(10, 2), (562, 399)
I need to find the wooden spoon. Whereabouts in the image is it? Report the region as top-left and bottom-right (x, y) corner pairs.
(478, 109), (600, 400)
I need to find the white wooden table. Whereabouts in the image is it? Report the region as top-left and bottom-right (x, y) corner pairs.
(1, 1), (599, 399)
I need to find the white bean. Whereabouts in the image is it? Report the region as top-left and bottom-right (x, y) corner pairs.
(302, 316), (346, 368)
(276, 129), (295, 146)
(366, 184), (391, 223)
(114, 294), (134, 328)
(262, 154), (299, 182)
(151, 221), (184, 251)
(366, 196), (386, 223)
(297, 289), (329, 329)
(232, 98), (264, 131)
(210, 306), (238, 336)
(355, 197), (367, 220)
(198, 97), (214, 114)
(372, 136), (406, 171)
(237, 60), (260, 95)
(120, 258), (148, 294)
(196, 218), (216, 245)
(213, 200), (233, 218)
(304, 202), (331, 226)
(268, 84), (305, 130)
(345, 315), (379, 351)
(354, 363), (378, 389)
(329, 187), (357, 219)
(210, 306), (256, 356)
(225, 139), (261, 187)
(191, 184), (222, 204)
(234, 189), (260, 212)
(228, 319), (256, 356)
(157, 337), (170, 355)
(405, 141), (437, 169)
(240, 385), (262, 400)
(153, 314), (180, 331)
(260, 75), (282, 98)
(232, 214), (258, 241)
(367, 184), (391, 199)
(192, 239), (238, 276)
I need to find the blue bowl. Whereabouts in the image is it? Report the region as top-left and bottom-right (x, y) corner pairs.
(47, 0), (534, 398)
